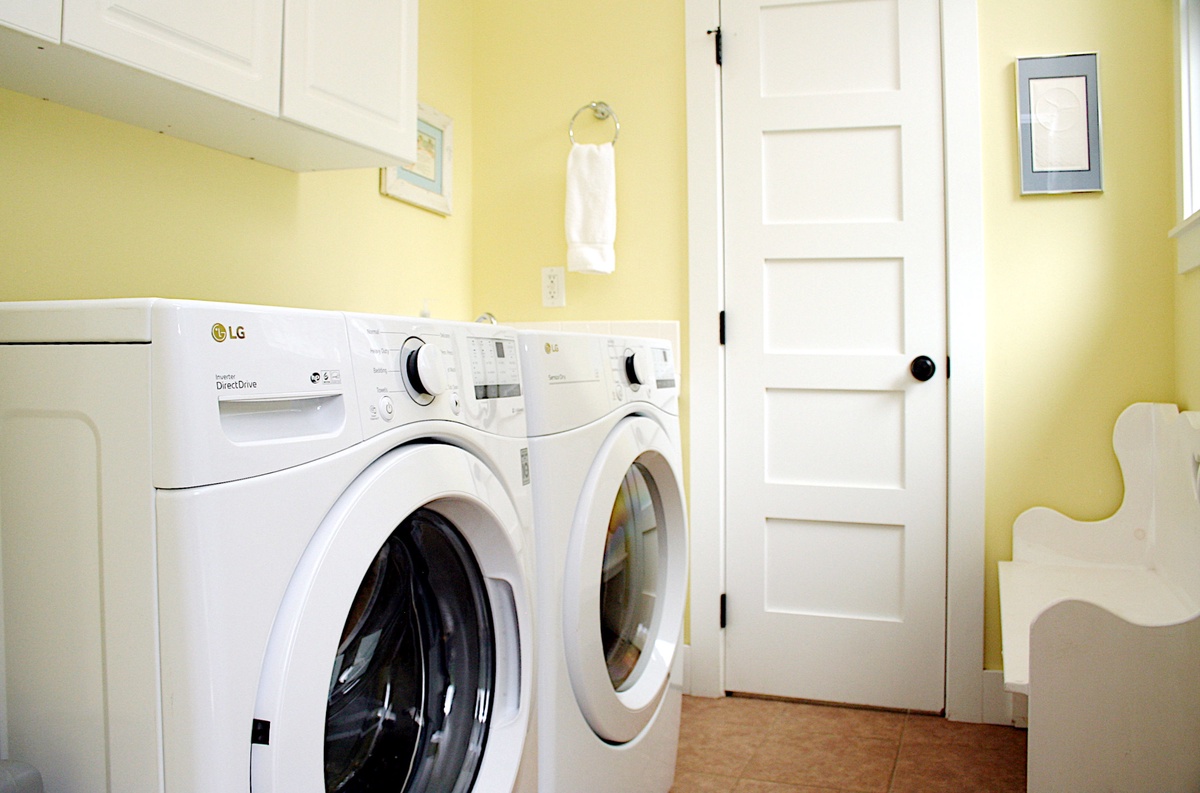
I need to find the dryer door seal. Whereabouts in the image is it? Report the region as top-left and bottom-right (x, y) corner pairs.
(249, 443), (533, 792)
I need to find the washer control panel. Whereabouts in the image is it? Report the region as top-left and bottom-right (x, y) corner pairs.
(467, 335), (521, 400)
(346, 313), (526, 439)
(344, 315), (457, 424)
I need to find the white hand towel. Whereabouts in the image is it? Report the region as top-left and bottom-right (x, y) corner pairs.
(565, 142), (616, 274)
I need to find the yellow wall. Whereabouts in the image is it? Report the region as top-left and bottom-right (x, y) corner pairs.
(0, 0), (476, 319)
(978, 0), (1177, 669)
(469, 0), (689, 328)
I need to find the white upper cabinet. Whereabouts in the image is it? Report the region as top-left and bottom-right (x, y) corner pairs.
(282, 0), (417, 163)
(0, 0), (61, 42)
(0, 0), (417, 170)
(62, 0), (284, 113)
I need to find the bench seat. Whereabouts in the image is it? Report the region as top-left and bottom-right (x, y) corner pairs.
(997, 402), (1200, 792)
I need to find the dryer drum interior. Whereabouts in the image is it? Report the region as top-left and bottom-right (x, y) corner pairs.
(601, 461), (661, 691)
(325, 507), (496, 793)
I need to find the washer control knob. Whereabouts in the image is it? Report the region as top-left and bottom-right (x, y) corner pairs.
(406, 342), (448, 398)
(624, 349), (653, 387)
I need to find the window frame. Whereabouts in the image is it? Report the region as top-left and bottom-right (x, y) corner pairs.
(1172, 0), (1200, 272)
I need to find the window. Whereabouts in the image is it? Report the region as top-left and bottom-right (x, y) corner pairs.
(1172, 0), (1200, 272)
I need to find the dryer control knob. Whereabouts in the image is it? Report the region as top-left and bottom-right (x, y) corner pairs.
(624, 349), (653, 387)
(407, 342), (448, 398)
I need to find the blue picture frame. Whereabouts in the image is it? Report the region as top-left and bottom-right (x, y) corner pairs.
(1017, 53), (1102, 195)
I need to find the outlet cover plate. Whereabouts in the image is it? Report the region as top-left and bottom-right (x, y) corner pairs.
(542, 266), (566, 307)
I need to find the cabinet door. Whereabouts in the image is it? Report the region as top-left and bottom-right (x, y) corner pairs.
(281, 0), (417, 162)
(62, 0), (283, 112)
(0, 0), (61, 42)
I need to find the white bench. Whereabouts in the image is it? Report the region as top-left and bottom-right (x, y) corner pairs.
(998, 403), (1200, 792)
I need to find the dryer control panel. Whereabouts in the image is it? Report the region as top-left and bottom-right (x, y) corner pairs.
(606, 339), (676, 394)
(518, 330), (680, 436)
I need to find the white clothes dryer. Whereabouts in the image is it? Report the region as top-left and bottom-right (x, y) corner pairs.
(519, 331), (688, 793)
(0, 299), (537, 793)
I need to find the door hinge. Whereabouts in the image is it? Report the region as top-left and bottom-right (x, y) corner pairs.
(251, 719), (271, 745)
(719, 310), (726, 345)
(707, 26), (722, 66)
(719, 593), (727, 628)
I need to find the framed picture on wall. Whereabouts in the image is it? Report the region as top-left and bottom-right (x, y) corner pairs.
(380, 103), (454, 215)
(1016, 53), (1102, 195)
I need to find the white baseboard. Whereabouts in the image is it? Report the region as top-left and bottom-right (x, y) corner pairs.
(680, 654), (1025, 721)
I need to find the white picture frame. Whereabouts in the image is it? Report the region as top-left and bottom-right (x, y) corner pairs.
(380, 103), (453, 215)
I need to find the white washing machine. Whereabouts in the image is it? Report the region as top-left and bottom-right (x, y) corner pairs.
(518, 330), (688, 793)
(0, 298), (537, 793)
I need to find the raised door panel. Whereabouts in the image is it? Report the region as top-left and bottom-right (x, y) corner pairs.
(0, 0), (61, 42)
(281, 0), (417, 163)
(62, 0), (283, 112)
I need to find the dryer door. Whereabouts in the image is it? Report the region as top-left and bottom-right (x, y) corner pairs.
(250, 443), (532, 793)
(563, 415), (688, 744)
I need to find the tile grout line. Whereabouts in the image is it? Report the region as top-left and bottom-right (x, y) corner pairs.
(885, 710), (911, 793)
(722, 697), (785, 790)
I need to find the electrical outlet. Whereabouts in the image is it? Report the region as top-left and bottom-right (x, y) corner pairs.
(542, 267), (566, 307)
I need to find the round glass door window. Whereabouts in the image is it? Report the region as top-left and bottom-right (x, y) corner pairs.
(324, 508), (495, 793)
(600, 462), (661, 691)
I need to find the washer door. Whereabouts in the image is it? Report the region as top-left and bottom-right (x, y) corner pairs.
(563, 415), (688, 744)
(250, 443), (531, 792)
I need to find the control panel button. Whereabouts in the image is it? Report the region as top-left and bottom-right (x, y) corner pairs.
(379, 395), (394, 421)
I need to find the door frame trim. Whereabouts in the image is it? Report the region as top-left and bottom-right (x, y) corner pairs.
(684, 0), (988, 722)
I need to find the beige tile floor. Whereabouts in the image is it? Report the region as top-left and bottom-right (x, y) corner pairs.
(671, 694), (1027, 793)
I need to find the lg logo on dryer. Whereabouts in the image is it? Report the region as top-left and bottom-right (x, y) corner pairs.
(211, 323), (246, 342)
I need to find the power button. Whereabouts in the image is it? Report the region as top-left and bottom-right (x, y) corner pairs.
(379, 395), (395, 421)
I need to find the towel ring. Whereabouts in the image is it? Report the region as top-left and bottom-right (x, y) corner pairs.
(569, 101), (620, 145)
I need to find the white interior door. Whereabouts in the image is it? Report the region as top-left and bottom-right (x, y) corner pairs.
(722, 0), (948, 711)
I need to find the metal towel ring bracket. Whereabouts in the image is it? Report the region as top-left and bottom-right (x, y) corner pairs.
(569, 101), (620, 145)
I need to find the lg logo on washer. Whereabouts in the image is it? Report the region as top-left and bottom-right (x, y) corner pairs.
(211, 323), (246, 342)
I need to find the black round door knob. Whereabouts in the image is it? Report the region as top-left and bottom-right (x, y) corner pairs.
(910, 355), (937, 382)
